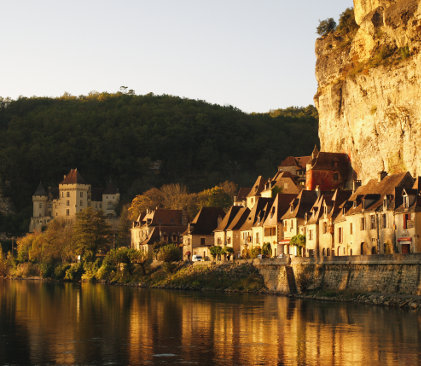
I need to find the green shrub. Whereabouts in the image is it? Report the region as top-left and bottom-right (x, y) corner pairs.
(158, 244), (182, 262)
(64, 262), (84, 282)
(54, 263), (71, 280)
(262, 243), (272, 257)
(14, 262), (40, 278)
(250, 246), (261, 259)
(317, 18), (336, 36)
(209, 245), (223, 260)
(40, 262), (55, 278)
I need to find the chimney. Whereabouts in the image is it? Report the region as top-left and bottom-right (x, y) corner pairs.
(352, 180), (361, 193)
(378, 171), (387, 182)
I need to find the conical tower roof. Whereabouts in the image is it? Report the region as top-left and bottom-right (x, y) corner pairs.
(33, 182), (47, 196)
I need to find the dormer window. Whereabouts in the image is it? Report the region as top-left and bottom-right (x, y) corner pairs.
(383, 197), (388, 210)
(403, 194), (409, 208)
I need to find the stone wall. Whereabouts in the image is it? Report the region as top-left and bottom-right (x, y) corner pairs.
(255, 254), (421, 296)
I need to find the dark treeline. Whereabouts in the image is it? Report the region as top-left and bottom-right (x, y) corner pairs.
(0, 92), (318, 234)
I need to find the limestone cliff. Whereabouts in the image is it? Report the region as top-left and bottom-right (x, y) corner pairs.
(315, 0), (421, 182)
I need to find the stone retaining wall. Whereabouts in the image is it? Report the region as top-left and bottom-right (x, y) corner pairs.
(254, 254), (421, 296)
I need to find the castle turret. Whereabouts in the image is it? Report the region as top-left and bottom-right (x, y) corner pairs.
(32, 182), (48, 218)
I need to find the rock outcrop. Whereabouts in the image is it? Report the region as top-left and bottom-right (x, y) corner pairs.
(315, 0), (421, 182)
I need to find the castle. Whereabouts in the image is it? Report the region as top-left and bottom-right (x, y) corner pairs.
(29, 169), (120, 232)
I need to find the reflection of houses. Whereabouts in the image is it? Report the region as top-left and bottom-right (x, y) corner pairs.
(182, 207), (225, 259)
(29, 169), (120, 232)
(130, 209), (186, 252)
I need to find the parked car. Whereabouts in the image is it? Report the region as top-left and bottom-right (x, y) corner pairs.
(192, 255), (203, 262)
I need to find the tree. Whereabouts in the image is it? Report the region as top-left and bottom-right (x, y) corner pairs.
(290, 234), (306, 256)
(157, 244), (182, 262)
(223, 246), (234, 260)
(337, 8), (357, 35)
(128, 188), (163, 220)
(262, 243), (272, 257)
(72, 207), (112, 261)
(317, 18), (336, 36)
(197, 186), (232, 209)
(209, 245), (223, 260)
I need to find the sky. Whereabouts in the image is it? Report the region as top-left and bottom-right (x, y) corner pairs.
(1, 0), (353, 113)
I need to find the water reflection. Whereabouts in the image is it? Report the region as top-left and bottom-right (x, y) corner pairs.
(0, 279), (420, 365)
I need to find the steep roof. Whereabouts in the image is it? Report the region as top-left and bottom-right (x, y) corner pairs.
(307, 152), (350, 178)
(143, 208), (183, 226)
(33, 182), (47, 196)
(279, 156), (310, 169)
(187, 207), (226, 235)
(60, 169), (87, 185)
(141, 225), (185, 245)
(263, 193), (297, 226)
(240, 197), (273, 230)
(226, 207), (250, 231)
(214, 206), (242, 232)
(236, 187), (251, 201)
(307, 191), (335, 225)
(247, 176), (265, 198)
(281, 190), (318, 220)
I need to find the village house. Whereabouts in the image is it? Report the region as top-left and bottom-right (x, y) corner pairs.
(233, 187), (251, 207)
(182, 207), (225, 260)
(277, 155), (310, 186)
(305, 146), (352, 191)
(246, 176), (266, 209)
(224, 207), (250, 258)
(130, 208), (185, 252)
(213, 205), (243, 250)
(260, 171), (301, 197)
(239, 197), (273, 256)
(334, 172), (414, 256)
(29, 169), (120, 232)
(281, 190), (318, 256)
(262, 193), (298, 257)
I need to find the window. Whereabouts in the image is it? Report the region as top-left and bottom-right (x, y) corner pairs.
(66, 192), (70, 198)
(338, 227), (343, 243)
(227, 237), (231, 244)
(66, 209), (69, 216)
(350, 223), (353, 235)
(256, 233), (260, 244)
(308, 230), (313, 240)
(403, 195), (409, 208)
(66, 200), (70, 206)
(403, 213), (411, 229)
(370, 215), (376, 230)
(200, 238), (206, 245)
(80, 201), (83, 206)
(382, 213), (387, 228)
(360, 217), (365, 230)
(39, 203), (43, 208)
(80, 192), (83, 197)
(323, 222), (327, 234)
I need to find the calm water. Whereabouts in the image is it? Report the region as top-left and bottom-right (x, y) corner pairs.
(0, 280), (420, 365)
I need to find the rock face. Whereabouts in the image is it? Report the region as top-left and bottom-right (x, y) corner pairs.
(315, 0), (421, 182)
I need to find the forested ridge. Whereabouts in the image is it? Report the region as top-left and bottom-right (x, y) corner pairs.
(0, 92), (318, 233)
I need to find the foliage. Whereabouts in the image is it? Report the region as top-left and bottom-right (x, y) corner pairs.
(0, 94), (318, 235)
(262, 242), (272, 257)
(157, 244), (182, 262)
(209, 245), (223, 260)
(0, 248), (8, 277)
(290, 234), (306, 248)
(336, 8), (358, 35)
(250, 246), (261, 259)
(317, 18), (336, 36)
(72, 207), (112, 261)
(271, 185), (282, 198)
(64, 262), (84, 281)
(197, 186), (232, 209)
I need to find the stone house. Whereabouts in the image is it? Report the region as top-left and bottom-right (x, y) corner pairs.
(305, 146), (352, 191)
(281, 190), (318, 256)
(260, 171), (301, 198)
(182, 207), (225, 260)
(239, 197), (273, 255)
(213, 206), (243, 248)
(233, 187), (251, 207)
(277, 155), (310, 186)
(130, 208), (185, 253)
(224, 207), (250, 258)
(262, 193), (298, 257)
(246, 176), (265, 209)
(30, 169), (120, 232)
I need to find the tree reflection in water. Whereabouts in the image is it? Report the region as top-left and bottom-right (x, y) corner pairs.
(0, 279), (420, 365)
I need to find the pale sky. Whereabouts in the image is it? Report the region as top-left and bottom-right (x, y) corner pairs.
(1, 0), (353, 113)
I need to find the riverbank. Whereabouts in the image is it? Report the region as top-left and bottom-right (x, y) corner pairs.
(3, 254), (421, 310)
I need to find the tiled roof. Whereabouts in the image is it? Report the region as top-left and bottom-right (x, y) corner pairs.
(143, 209), (183, 226)
(61, 169), (87, 185)
(187, 207), (226, 235)
(214, 206), (242, 232)
(226, 207), (250, 231)
(236, 187), (251, 201)
(281, 190), (318, 220)
(279, 156), (310, 169)
(247, 176), (265, 197)
(240, 197), (274, 230)
(263, 193), (297, 226)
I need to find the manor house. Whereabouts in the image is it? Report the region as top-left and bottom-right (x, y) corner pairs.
(29, 169), (120, 232)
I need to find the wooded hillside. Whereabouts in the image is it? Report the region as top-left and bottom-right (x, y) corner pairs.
(0, 92), (318, 233)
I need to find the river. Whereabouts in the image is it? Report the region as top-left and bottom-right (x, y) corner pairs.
(0, 279), (420, 365)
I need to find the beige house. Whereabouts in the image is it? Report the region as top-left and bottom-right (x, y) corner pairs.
(182, 207), (225, 260)
(214, 206), (243, 248)
(130, 209), (185, 253)
(260, 171), (301, 198)
(224, 207), (250, 258)
(29, 169), (120, 232)
(246, 176), (265, 209)
(281, 190), (318, 256)
(262, 193), (297, 257)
